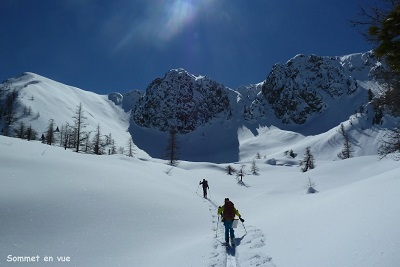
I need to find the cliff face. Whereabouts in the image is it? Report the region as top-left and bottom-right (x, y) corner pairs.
(129, 52), (380, 134)
(256, 52), (378, 125)
(132, 68), (231, 134)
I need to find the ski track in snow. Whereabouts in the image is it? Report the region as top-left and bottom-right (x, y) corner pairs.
(200, 195), (276, 267)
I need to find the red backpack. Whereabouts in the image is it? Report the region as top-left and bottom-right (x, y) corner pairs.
(223, 201), (235, 220)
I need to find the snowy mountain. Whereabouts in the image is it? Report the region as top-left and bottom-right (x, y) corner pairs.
(127, 51), (391, 162)
(133, 68), (231, 134)
(0, 72), (146, 157)
(252, 52), (381, 134)
(0, 51), (394, 163)
(1, 51), (400, 267)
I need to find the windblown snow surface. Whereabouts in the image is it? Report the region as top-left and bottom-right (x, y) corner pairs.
(1, 130), (400, 267)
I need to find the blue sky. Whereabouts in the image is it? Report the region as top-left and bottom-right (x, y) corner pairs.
(1, 0), (375, 94)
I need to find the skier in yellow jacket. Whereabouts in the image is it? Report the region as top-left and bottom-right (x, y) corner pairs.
(217, 198), (245, 245)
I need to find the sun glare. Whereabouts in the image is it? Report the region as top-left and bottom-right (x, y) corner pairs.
(114, 0), (214, 51)
(161, 0), (197, 41)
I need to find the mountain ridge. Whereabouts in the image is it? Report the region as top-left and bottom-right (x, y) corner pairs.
(0, 51), (396, 162)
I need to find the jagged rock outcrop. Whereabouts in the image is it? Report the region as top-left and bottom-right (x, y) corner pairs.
(132, 68), (231, 133)
(128, 52), (380, 134)
(255, 52), (378, 124)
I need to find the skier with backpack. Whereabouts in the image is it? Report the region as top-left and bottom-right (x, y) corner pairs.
(199, 179), (209, 198)
(217, 198), (245, 246)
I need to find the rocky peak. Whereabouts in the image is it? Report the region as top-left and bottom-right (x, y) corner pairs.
(133, 68), (231, 133)
(255, 52), (379, 124)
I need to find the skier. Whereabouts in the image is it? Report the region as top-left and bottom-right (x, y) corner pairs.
(199, 179), (209, 198)
(217, 198), (245, 245)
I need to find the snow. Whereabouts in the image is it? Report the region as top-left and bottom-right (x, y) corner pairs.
(1, 72), (132, 154)
(1, 68), (400, 266)
(1, 133), (400, 266)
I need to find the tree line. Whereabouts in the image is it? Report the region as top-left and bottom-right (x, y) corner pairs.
(0, 100), (136, 157)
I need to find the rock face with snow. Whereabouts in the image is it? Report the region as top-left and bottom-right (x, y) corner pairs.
(126, 52), (380, 134)
(0, 51), (387, 161)
(132, 68), (231, 134)
(252, 52), (378, 125)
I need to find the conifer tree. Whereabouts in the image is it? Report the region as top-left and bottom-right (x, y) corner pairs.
(126, 137), (136, 157)
(45, 119), (55, 145)
(337, 123), (354, 159)
(4, 91), (18, 126)
(300, 147), (316, 172)
(84, 132), (91, 154)
(165, 127), (179, 166)
(92, 124), (103, 155)
(15, 121), (25, 139)
(367, 2), (400, 72)
(352, 1), (400, 114)
(378, 127), (400, 160)
(62, 123), (73, 150)
(73, 103), (87, 153)
(25, 124), (36, 141)
(109, 138), (117, 155)
(251, 159), (259, 175)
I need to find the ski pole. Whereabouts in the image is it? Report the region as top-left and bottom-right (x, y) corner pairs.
(241, 220), (247, 234)
(196, 183), (200, 193)
(208, 188), (211, 199)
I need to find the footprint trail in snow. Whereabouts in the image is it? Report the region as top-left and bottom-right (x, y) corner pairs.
(202, 197), (276, 267)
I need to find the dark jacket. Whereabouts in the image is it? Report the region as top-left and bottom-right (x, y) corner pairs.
(200, 180), (209, 189)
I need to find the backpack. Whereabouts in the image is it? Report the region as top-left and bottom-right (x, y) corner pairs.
(223, 201), (235, 221)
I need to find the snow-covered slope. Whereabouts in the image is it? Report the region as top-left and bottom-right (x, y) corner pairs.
(1, 51), (400, 266)
(0, 72), (147, 157)
(1, 133), (399, 267)
(0, 51), (394, 163)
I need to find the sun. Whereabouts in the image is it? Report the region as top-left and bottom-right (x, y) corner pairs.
(160, 0), (202, 41)
(114, 0), (214, 51)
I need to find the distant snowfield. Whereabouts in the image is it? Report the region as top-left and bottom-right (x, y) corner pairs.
(1, 135), (400, 267)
